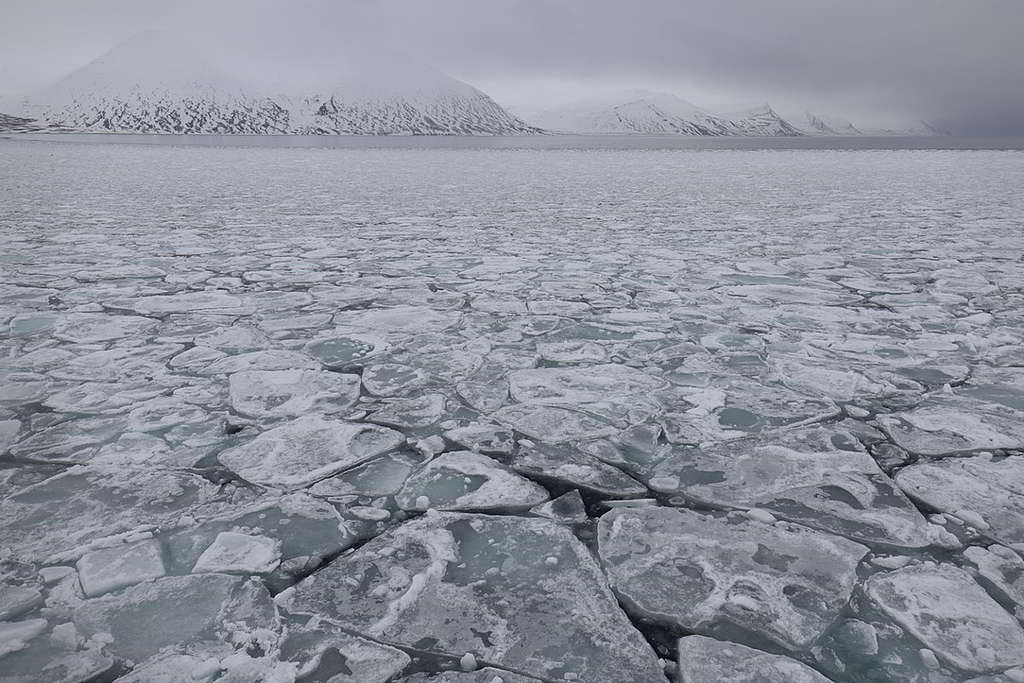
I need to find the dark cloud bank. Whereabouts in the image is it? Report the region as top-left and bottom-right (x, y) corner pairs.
(1, 0), (1021, 134)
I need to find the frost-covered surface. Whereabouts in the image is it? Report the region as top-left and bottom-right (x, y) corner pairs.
(1, 140), (1023, 681)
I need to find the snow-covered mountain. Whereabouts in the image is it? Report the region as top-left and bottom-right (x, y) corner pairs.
(17, 32), (538, 135)
(859, 121), (952, 136)
(530, 93), (803, 136)
(528, 92), (952, 137)
(775, 110), (863, 136)
(0, 111), (40, 132)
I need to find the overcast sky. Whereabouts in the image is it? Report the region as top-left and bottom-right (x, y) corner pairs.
(1, 0), (1022, 133)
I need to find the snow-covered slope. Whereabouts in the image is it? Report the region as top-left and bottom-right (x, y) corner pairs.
(21, 32), (537, 135)
(0, 112), (40, 132)
(288, 61), (538, 135)
(531, 93), (803, 136)
(532, 93), (732, 135)
(860, 121), (952, 136)
(718, 104), (804, 136)
(24, 32), (290, 134)
(797, 112), (862, 136)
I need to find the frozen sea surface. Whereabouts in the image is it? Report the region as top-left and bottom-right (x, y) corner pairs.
(1, 138), (1023, 682)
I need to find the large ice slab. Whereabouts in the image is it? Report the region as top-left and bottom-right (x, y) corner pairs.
(677, 635), (834, 683)
(217, 416), (405, 489)
(865, 563), (1024, 673)
(333, 306), (460, 334)
(877, 396), (1024, 455)
(279, 616), (411, 683)
(192, 532), (281, 575)
(115, 292), (255, 316)
(598, 506), (868, 650)
(397, 669), (541, 682)
(0, 466), (224, 564)
(52, 313), (158, 344)
(895, 453), (1024, 545)
(508, 364), (667, 404)
(76, 538), (167, 597)
(512, 442), (648, 499)
(648, 426), (934, 547)
(282, 511), (667, 682)
(164, 493), (357, 578)
(73, 574), (278, 665)
(396, 451), (549, 512)
(228, 369), (361, 419)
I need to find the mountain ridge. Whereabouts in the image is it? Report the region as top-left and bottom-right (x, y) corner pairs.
(14, 32), (540, 136)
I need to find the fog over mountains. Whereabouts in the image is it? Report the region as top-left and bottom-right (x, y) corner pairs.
(8, 32), (539, 135)
(3, 32), (945, 136)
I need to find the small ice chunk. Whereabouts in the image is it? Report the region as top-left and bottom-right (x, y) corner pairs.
(349, 506), (391, 522)
(530, 490), (587, 525)
(647, 476), (680, 493)
(39, 566), (76, 585)
(76, 539), (166, 598)
(461, 652), (478, 671)
(871, 555), (912, 569)
(954, 508), (990, 530)
(192, 532), (281, 575)
(745, 508), (777, 524)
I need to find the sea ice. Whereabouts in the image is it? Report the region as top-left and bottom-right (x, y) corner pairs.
(512, 442), (648, 499)
(598, 506), (867, 651)
(282, 511), (667, 682)
(895, 453), (1024, 545)
(228, 369), (361, 419)
(76, 538), (166, 597)
(73, 574), (277, 665)
(396, 451), (549, 512)
(192, 532), (281, 575)
(877, 396), (1024, 455)
(676, 635), (834, 682)
(217, 416), (405, 489)
(865, 563), (1024, 672)
(648, 426), (934, 547)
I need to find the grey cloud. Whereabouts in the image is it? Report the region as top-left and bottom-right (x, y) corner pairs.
(1, 0), (1021, 133)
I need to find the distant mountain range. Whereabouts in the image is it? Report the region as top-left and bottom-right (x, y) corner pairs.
(529, 91), (948, 137)
(0, 33), (947, 137)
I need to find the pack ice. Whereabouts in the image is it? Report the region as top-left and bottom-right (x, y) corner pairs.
(2, 141), (1024, 682)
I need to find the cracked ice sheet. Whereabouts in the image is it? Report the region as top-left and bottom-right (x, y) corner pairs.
(865, 563), (1024, 673)
(2, 141), (1024, 681)
(877, 395), (1024, 455)
(598, 506), (868, 651)
(895, 453), (1024, 546)
(648, 425), (936, 548)
(280, 511), (667, 683)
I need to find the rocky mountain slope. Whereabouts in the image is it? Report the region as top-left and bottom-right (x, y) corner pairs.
(16, 32), (538, 135)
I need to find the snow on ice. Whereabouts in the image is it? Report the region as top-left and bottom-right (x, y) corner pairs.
(1, 140), (1023, 681)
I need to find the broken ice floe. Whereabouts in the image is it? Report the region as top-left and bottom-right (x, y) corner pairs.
(282, 511), (667, 682)
(598, 506), (867, 651)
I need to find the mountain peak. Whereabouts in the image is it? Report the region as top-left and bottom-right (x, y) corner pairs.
(21, 32), (536, 135)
